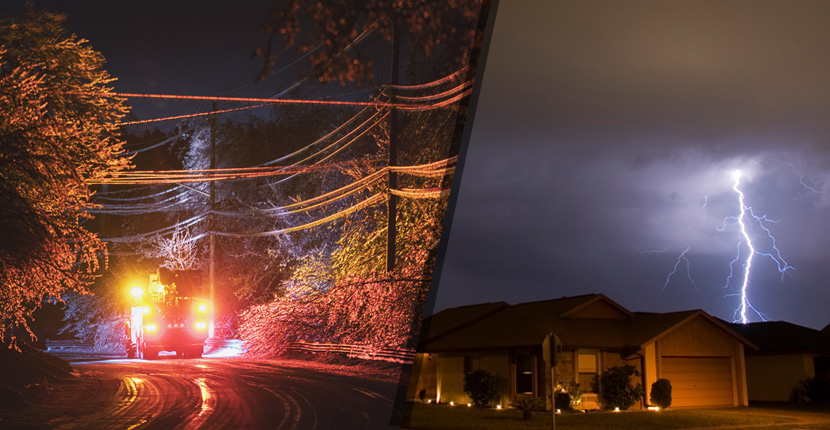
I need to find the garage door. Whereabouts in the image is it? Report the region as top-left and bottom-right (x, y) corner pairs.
(662, 357), (734, 407)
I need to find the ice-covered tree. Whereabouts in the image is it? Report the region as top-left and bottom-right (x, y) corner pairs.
(0, 8), (130, 346)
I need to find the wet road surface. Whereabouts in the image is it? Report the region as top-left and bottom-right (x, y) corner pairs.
(2, 357), (403, 429)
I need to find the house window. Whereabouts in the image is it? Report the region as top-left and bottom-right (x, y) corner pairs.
(516, 353), (535, 394)
(578, 353), (598, 393)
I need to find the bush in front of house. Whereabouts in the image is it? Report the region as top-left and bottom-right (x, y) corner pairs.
(464, 369), (499, 407)
(511, 397), (545, 420)
(790, 375), (830, 403)
(556, 380), (583, 409)
(650, 378), (672, 409)
(554, 391), (572, 411)
(598, 364), (645, 410)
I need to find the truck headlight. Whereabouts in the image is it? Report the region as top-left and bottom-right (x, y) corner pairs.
(195, 300), (209, 315)
(144, 323), (158, 332)
(195, 321), (207, 330)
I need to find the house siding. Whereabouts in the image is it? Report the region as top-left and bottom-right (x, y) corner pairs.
(426, 351), (512, 406)
(745, 354), (815, 401)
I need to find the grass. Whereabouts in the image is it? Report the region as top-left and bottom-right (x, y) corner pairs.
(402, 402), (830, 430)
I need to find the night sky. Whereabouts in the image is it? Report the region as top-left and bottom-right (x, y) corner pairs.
(4, 1), (830, 330)
(1, 0), (376, 122)
(433, 0), (830, 330)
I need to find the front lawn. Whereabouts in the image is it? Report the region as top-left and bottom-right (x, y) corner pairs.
(402, 403), (830, 430)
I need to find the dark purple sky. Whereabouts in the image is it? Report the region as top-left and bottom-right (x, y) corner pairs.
(433, 0), (830, 330)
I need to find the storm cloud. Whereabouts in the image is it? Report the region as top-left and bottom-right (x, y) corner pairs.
(434, 0), (830, 329)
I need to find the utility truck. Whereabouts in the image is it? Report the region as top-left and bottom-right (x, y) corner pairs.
(126, 269), (210, 359)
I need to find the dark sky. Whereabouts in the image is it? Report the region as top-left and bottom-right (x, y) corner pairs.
(2, 0), (373, 122)
(433, 0), (830, 330)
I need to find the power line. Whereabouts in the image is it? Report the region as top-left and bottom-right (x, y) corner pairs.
(213, 193), (387, 238)
(384, 66), (468, 91)
(121, 104), (271, 127)
(66, 91), (421, 109)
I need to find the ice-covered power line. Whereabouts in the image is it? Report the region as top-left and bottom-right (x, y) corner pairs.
(88, 159), (385, 185)
(101, 213), (207, 243)
(384, 66), (468, 91)
(396, 80), (473, 103)
(93, 185), (183, 202)
(97, 156), (457, 241)
(67, 91), (420, 108)
(389, 187), (452, 199)
(121, 104), (272, 127)
(260, 102), (386, 167)
(270, 21), (381, 98)
(212, 193), (387, 238)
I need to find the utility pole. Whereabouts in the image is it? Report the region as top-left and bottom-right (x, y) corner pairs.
(386, 15), (400, 273)
(209, 101), (216, 339)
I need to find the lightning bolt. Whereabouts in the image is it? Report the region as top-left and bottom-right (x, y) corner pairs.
(788, 163), (824, 194)
(722, 170), (794, 324)
(639, 246), (696, 294)
(662, 245), (696, 294)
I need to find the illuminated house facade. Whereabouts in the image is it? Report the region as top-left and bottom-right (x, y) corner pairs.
(409, 294), (756, 409)
(728, 321), (830, 402)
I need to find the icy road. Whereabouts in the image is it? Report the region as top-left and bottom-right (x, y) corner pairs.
(3, 356), (404, 429)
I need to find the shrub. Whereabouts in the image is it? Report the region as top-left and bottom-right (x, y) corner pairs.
(650, 378), (672, 409)
(790, 376), (830, 403)
(554, 391), (571, 410)
(464, 370), (499, 407)
(556, 380), (583, 409)
(598, 365), (645, 410)
(511, 397), (545, 420)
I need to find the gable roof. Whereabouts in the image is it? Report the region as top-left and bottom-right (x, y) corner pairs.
(559, 294), (633, 318)
(420, 301), (509, 345)
(727, 321), (830, 355)
(421, 295), (754, 353)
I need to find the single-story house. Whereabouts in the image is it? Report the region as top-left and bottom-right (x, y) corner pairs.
(408, 294), (756, 410)
(727, 321), (830, 402)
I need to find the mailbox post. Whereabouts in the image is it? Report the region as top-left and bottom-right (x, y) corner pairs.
(542, 332), (562, 430)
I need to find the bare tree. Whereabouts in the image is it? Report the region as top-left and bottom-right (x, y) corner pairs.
(146, 228), (198, 271)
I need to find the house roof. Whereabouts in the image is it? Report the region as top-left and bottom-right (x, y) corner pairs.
(727, 321), (830, 355)
(419, 301), (509, 346)
(421, 294), (754, 353)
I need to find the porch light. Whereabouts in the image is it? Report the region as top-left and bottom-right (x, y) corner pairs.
(496, 405), (502, 410)
(449, 401), (454, 406)
(556, 409), (561, 414)
(614, 407), (620, 412)
(467, 403), (471, 407)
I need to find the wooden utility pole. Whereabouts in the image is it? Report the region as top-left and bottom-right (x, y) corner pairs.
(386, 16), (400, 273)
(209, 101), (216, 339)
